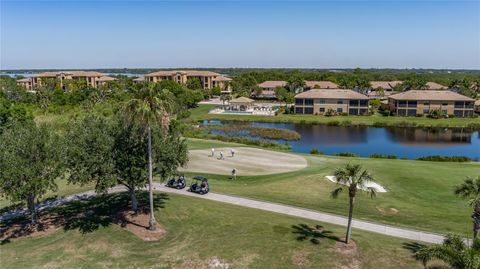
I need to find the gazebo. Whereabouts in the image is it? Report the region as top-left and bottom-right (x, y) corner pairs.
(228, 97), (255, 111)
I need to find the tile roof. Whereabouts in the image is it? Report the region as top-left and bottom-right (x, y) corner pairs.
(370, 81), (403, 90)
(426, 82), (447, 90)
(145, 70), (221, 77)
(295, 89), (369, 100)
(304, 81), (339, 89)
(257, 81), (287, 88)
(389, 90), (473, 101)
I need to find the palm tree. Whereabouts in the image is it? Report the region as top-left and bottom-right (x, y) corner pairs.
(415, 234), (480, 269)
(220, 93), (232, 109)
(124, 83), (175, 231)
(331, 163), (376, 244)
(455, 176), (480, 240)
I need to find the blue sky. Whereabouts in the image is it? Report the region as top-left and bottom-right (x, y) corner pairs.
(1, 0), (479, 69)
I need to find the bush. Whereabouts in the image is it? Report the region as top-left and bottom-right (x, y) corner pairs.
(341, 120), (352, 127)
(325, 108), (337, 117)
(369, 154), (397, 159)
(310, 149), (323, 155)
(427, 109), (447, 119)
(335, 152), (359, 157)
(416, 155), (471, 162)
(327, 121), (340, 126)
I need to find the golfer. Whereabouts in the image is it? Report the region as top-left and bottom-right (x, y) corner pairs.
(230, 149), (235, 157)
(211, 148), (215, 157)
(219, 151), (224, 160)
(232, 168), (237, 180)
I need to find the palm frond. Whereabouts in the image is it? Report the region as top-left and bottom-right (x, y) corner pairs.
(331, 187), (344, 199)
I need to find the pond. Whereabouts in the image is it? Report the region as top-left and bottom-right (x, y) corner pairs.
(202, 120), (480, 160)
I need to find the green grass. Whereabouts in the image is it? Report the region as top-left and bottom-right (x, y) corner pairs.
(0, 193), (422, 269)
(184, 139), (480, 235)
(190, 104), (480, 128)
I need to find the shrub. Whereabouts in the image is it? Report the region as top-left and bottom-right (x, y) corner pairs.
(310, 149), (323, 155)
(369, 154), (397, 159)
(341, 120), (352, 127)
(416, 155), (471, 162)
(335, 152), (359, 157)
(427, 109), (447, 119)
(327, 121), (340, 126)
(325, 108), (337, 117)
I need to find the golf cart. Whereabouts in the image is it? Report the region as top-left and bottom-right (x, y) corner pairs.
(165, 175), (187, 189)
(188, 176), (209, 195)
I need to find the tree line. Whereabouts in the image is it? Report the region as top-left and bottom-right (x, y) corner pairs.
(0, 83), (188, 231)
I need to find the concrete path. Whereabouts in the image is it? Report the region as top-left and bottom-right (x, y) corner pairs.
(1, 183), (445, 244)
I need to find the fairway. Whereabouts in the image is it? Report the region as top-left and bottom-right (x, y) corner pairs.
(180, 147), (308, 176)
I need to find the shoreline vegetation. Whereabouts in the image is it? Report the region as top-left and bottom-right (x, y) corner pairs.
(191, 104), (480, 130)
(202, 124), (301, 140)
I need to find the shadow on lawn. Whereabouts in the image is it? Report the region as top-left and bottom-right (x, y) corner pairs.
(402, 241), (427, 254)
(1, 192), (168, 244)
(292, 224), (341, 244)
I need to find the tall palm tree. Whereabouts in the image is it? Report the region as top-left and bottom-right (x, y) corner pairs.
(331, 163), (376, 244)
(124, 83), (175, 231)
(455, 176), (480, 240)
(415, 234), (480, 269)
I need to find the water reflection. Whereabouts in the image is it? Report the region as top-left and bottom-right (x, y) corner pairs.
(203, 120), (479, 159)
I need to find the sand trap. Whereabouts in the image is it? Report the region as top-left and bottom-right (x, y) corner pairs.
(325, 176), (387, 193)
(180, 147), (307, 176)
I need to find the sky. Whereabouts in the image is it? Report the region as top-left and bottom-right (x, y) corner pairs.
(1, 0), (479, 70)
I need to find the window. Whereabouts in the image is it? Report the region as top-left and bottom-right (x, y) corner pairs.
(397, 109), (407, 116)
(423, 108), (429, 114)
(319, 107), (325, 113)
(407, 109), (417, 116)
(359, 100), (368, 106)
(349, 100), (359, 106)
(465, 110), (473, 117)
(349, 108), (358, 115)
(359, 108), (368, 115)
(304, 107), (314, 114)
(295, 107), (303, 114)
(337, 100), (343, 104)
(319, 99), (326, 104)
(423, 102), (429, 106)
(337, 108), (343, 113)
(407, 101), (417, 108)
(295, 99), (303, 105)
(398, 100), (407, 107)
(454, 101), (464, 108)
(442, 110), (448, 114)
(304, 99), (314, 106)
(465, 102), (474, 109)
(454, 110), (464, 117)
(442, 103), (448, 106)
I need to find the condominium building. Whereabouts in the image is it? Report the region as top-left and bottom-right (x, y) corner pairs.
(388, 90), (474, 117)
(143, 70), (231, 91)
(294, 89), (369, 115)
(16, 71), (116, 90)
(256, 80), (339, 98)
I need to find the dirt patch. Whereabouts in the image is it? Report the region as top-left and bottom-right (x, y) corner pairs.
(376, 207), (399, 215)
(291, 250), (313, 269)
(115, 211), (165, 241)
(334, 241), (361, 269)
(0, 215), (61, 241)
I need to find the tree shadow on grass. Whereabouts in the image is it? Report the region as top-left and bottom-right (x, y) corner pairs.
(292, 224), (340, 245)
(1, 191), (168, 244)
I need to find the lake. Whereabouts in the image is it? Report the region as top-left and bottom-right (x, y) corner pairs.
(203, 120), (480, 160)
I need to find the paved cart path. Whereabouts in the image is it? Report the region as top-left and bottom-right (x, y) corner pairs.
(1, 183), (445, 244)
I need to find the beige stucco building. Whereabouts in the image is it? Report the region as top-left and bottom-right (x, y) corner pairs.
(294, 89), (369, 115)
(16, 71), (116, 90)
(143, 70), (231, 91)
(388, 90), (474, 117)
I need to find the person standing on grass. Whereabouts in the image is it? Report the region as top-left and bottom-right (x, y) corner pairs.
(211, 148), (215, 157)
(219, 151), (224, 160)
(230, 148), (235, 157)
(232, 168), (237, 180)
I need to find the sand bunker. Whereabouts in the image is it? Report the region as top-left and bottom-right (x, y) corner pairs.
(325, 176), (387, 193)
(180, 147), (307, 176)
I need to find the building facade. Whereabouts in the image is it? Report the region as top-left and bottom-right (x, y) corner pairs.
(388, 90), (475, 117)
(143, 70), (231, 91)
(294, 89), (369, 115)
(16, 71), (116, 90)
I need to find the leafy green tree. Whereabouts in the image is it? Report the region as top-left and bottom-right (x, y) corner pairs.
(186, 77), (203, 90)
(401, 76), (428, 90)
(124, 84), (175, 230)
(0, 122), (64, 224)
(211, 86), (222, 96)
(63, 116), (117, 193)
(415, 234), (480, 269)
(0, 98), (33, 132)
(331, 164), (376, 244)
(455, 176), (480, 240)
(275, 86), (288, 106)
(153, 121), (188, 184)
(287, 72), (305, 92)
(220, 93), (232, 108)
